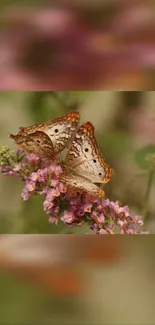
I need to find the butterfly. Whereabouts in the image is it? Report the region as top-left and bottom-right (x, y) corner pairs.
(60, 122), (113, 198)
(10, 111), (80, 159)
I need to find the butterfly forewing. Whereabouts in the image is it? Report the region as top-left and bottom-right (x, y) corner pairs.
(66, 122), (112, 183)
(60, 170), (105, 198)
(17, 111), (80, 155)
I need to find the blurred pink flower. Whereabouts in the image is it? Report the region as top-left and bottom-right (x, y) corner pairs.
(0, 3), (155, 90)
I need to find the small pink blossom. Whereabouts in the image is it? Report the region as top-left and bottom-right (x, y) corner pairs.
(97, 214), (105, 224)
(22, 188), (30, 201)
(135, 216), (144, 226)
(49, 216), (58, 225)
(106, 226), (115, 235)
(51, 179), (59, 187)
(30, 172), (39, 182)
(25, 153), (40, 165)
(51, 165), (62, 176)
(99, 229), (108, 235)
(84, 203), (93, 213)
(37, 168), (48, 183)
(26, 181), (36, 192)
(46, 188), (60, 200)
(117, 220), (124, 228)
(13, 163), (21, 172)
(43, 200), (54, 213)
(8, 170), (14, 176)
(61, 211), (76, 224)
(58, 182), (67, 193)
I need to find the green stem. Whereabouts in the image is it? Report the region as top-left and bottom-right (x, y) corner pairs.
(142, 168), (155, 222)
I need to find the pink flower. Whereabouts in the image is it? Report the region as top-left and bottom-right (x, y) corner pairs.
(61, 211), (76, 224)
(97, 214), (105, 224)
(99, 229), (108, 235)
(50, 179), (59, 187)
(46, 188), (60, 200)
(21, 188), (30, 201)
(84, 203), (93, 213)
(43, 200), (54, 213)
(26, 181), (36, 192)
(13, 163), (21, 172)
(0, 147), (149, 235)
(49, 216), (58, 225)
(30, 172), (39, 182)
(135, 216), (144, 226)
(37, 168), (48, 183)
(25, 153), (40, 165)
(58, 182), (67, 193)
(117, 220), (125, 228)
(8, 171), (14, 176)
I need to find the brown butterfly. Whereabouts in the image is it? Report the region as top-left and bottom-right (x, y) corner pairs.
(10, 111), (80, 160)
(60, 122), (113, 198)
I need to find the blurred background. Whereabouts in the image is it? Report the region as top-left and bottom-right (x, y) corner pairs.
(0, 0), (155, 90)
(0, 235), (155, 324)
(1, 91), (155, 234)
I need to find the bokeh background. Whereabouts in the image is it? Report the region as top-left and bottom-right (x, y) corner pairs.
(0, 235), (155, 324)
(0, 0), (155, 90)
(0, 91), (155, 234)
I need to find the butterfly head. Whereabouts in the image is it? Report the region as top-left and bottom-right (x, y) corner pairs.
(10, 133), (16, 141)
(10, 133), (28, 149)
(10, 133), (22, 144)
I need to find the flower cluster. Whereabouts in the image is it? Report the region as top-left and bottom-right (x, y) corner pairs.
(0, 146), (149, 234)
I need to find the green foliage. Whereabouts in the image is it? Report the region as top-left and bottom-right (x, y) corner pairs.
(135, 145), (155, 170)
(99, 131), (131, 161)
(0, 271), (77, 325)
(26, 91), (89, 123)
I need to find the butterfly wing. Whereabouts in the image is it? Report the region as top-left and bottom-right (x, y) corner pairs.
(65, 122), (113, 183)
(10, 131), (54, 160)
(17, 111), (80, 155)
(60, 170), (105, 198)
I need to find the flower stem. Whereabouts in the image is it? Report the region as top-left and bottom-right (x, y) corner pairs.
(142, 168), (155, 222)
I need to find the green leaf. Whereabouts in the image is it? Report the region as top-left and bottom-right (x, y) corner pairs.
(135, 145), (155, 170)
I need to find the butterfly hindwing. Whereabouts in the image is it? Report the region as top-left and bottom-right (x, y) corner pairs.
(10, 131), (54, 160)
(60, 170), (105, 198)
